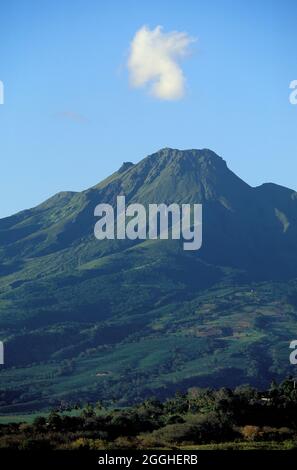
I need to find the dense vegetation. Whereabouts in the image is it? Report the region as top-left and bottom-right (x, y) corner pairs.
(1, 379), (297, 450)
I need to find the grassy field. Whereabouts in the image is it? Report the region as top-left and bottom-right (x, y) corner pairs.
(181, 441), (297, 450)
(0, 279), (296, 413)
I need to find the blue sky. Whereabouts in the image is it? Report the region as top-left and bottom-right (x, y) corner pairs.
(0, 0), (296, 218)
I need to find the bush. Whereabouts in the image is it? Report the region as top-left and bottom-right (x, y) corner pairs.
(138, 433), (164, 449)
(88, 439), (107, 450)
(19, 438), (53, 450)
(241, 425), (262, 441)
(33, 416), (46, 428)
(241, 425), (295, 442)
(113, 436), (138, 448)
(69, 437), (90, 450)
(165, 415), (185, 425)
(150, 423), (197, 444)
(0, 436), (21, 449)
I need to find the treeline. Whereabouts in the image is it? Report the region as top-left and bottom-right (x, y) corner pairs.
(1, 378), (297, 450)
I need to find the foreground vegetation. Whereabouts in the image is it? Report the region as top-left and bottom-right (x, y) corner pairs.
(1, 378), (297, 450)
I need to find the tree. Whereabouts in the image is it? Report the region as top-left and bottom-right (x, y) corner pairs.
(33, 416), (46, 431)
(47, 411), (62, 431)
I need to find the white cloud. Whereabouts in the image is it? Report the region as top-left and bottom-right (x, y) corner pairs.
(128, 25), (195, 100)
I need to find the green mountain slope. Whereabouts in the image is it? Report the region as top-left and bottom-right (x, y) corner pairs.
(0, 148), (297, 411)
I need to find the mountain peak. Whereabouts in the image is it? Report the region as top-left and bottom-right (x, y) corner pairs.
(150, 147), (226, 166)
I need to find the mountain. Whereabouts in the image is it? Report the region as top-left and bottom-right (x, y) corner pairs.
(1, 148), (297, 412)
